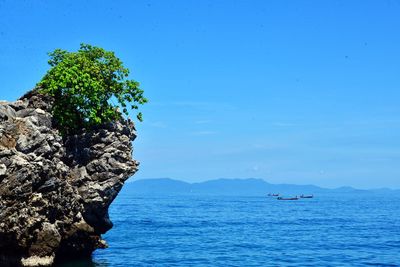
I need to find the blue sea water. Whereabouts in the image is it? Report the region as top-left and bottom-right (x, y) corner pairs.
(77, 190), (398, 266)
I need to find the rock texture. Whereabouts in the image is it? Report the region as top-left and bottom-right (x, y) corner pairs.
(0, 90), (138, 266)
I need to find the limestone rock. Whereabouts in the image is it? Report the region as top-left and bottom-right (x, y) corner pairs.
(0, 90), (138, 266)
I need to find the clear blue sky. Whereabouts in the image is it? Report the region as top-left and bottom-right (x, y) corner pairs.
(1, 0), (399, 189)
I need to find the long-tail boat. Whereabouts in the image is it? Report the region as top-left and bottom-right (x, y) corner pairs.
(277, 196), (298, 200)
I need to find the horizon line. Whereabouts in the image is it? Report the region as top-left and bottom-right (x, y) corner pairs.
(128, 177), (400, 191)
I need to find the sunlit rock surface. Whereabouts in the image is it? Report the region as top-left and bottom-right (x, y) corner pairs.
(0, 90), (138, 266)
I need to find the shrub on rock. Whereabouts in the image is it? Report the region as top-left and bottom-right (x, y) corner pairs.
(38, 44), (147, 133)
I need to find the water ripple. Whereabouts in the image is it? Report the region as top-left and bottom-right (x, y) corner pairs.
(90, 193), (400, 266)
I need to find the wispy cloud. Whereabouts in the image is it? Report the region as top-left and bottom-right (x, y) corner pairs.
(251, 165), (259, 172)
(195, 120), (212, 124)
(150, 101), (236, 110)
(191, 130), (217, 136)
(272, 122), (298, 127)
(147, 121), (168, 128)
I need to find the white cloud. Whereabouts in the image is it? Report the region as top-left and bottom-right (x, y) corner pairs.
(147, 121), (167, 128)
(191, 131), (217, 136)
(195, 119), (212, 124)
(150, 101), (236, 110)
(272, 122), (297, 127)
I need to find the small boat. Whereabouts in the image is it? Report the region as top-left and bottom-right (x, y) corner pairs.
(277, 196), (298, 200)
(300, 194), (314, 198)
(268, 193), (279, 197)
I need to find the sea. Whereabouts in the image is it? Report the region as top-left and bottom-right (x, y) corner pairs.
(58, 190), (400, 266)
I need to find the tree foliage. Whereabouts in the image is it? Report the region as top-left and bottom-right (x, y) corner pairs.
(38, 43), (147, 133)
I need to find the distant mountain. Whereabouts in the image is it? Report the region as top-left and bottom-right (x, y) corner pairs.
(122, 178), (393, 196)
(126, 178), (189, 194)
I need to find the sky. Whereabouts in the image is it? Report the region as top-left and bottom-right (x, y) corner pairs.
(0, 0), (399, 189)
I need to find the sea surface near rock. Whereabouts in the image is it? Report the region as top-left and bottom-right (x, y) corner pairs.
(91, 190), (400, 266)
(0, 90), (138, 266)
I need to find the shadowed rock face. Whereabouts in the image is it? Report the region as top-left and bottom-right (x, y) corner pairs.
(0, 90), (138, 266)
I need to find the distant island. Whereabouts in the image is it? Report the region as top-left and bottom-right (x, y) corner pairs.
(122, 178), (398, 196)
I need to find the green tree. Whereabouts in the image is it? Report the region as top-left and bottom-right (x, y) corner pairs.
(38, 43), (147, 133)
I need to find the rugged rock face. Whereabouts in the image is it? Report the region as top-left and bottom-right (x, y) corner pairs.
(0, 90), (138, 266)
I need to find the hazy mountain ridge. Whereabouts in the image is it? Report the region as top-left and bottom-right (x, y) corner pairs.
(124, 178), (398, 196)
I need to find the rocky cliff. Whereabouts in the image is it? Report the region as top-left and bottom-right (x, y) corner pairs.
(0, 90), (138, 266)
